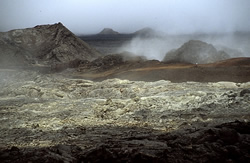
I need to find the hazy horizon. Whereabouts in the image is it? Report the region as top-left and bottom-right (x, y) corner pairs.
(1, 0), (250, 35)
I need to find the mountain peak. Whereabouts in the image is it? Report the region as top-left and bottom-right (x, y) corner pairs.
(98, 28), (119, 35)
(0, 23), (100, 67)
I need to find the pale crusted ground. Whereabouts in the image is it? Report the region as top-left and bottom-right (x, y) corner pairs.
(0, 70), (250, 162)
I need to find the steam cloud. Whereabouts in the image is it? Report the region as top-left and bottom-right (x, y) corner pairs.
(118, 32), (250, 61)
(118, 37), (173, 61)
(1, 0), (249, 61)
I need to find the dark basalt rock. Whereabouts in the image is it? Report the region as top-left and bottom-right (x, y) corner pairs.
(240, 88), (250, 97)
(90, 54), (124, 70)
(1, 121), (249, 162)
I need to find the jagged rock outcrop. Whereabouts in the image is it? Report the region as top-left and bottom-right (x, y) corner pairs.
(163, 40), (230, 64)
(0, 22), (100, 67)
(98, 28), (119, 35)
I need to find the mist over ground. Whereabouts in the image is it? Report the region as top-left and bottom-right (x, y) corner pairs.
(1, 1), (250, 162)
(1, 0), (249, 62)
(118, 31), (250, 61)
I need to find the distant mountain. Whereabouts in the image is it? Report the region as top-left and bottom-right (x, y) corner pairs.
(0, 22), (100, 67)
(133, 27), (161, 38)
(163, 40), (230, 64)
(98, 28), (119, 35)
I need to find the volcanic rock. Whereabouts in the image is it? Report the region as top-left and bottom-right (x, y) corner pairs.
(98, 28), (119, 35)
(90, 54), (124, 70)
(0, 22), (100, 67)
(163, 40), (230, 64)
(0, 69), (250, 162)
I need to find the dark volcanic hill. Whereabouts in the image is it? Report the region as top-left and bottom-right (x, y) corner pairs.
(0, 22), (100, 67)
(163, 40), (230, 64)
(98, 28), (119, 35)
(133, 27), (158, 38)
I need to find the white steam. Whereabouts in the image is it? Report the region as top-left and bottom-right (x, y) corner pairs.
(118, 32), (250, 61)
(118, 36), (188, 61)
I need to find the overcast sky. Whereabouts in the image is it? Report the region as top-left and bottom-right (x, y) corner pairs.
(0, 0), (250, 34)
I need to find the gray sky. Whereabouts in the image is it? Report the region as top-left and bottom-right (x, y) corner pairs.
(0, 0), (250, 34)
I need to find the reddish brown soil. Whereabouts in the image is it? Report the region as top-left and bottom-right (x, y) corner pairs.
(70, 57), (250, 83)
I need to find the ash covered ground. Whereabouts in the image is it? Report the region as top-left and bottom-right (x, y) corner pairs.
(0, 23), (250, 162)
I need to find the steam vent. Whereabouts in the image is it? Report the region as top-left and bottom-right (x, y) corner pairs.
(1, 23), (250, 162)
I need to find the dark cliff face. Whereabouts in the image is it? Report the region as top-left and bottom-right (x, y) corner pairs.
(0, 22), (100, 67)
(163, 40), (230, 64)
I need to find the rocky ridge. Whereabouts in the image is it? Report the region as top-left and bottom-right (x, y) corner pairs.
(0, 23), (100, 67)
(0, 70), (250, 162)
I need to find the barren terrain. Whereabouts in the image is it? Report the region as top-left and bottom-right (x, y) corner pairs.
(0, 24), (250, 162)
(1, 69), (250, 162)
(63, 56), (250, 83)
